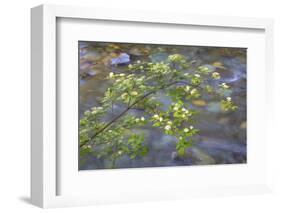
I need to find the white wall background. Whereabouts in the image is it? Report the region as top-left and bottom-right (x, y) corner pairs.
(0, 0), (280, 212)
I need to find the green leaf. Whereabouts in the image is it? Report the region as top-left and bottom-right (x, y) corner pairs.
(79, 53), (239, 168)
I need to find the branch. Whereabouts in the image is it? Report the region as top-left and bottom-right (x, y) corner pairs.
(130, 107), (145, 111)
(80, 80), (182, 148)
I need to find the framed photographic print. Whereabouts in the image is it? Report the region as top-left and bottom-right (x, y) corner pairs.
(31, 4), (274, 208)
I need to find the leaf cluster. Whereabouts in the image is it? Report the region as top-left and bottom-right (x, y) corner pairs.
(80, 54), (238, 168)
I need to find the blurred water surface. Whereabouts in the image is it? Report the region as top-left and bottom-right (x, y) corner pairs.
(79, 42), (247, 170)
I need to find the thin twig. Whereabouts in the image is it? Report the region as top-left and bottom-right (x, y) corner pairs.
(80, 80), (181, 148)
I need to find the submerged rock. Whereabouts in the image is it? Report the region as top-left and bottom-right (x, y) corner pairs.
(82, 50), (102, 61)
(171, 145), (216, 165)
(128, 47), (144, 56)
(80, 60), (92, 72)
(212, 61), (225, 69)
(80, 65), (105, 79)
(192, 99), (207, 107)
(185, 147), (216, 164)
(87, 70), (97, 76)
(185, 138), (247, 164)
(110, 53), (130, 65)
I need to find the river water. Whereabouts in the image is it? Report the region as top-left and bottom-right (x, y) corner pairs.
(79, 41), (247, 170)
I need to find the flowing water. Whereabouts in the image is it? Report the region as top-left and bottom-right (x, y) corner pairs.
(79, 42), (247, 170)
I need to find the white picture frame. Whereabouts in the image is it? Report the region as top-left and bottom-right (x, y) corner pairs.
(31, 4), (274, 208)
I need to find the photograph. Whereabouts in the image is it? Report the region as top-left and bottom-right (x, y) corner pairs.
(78, 41), (247, 170)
